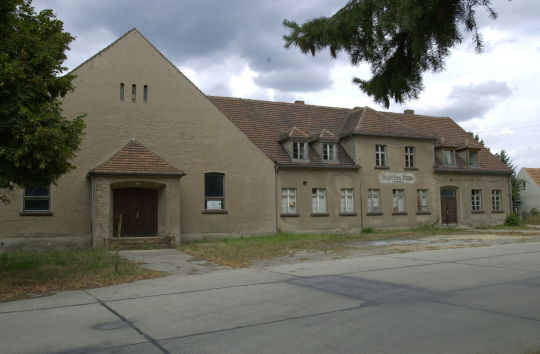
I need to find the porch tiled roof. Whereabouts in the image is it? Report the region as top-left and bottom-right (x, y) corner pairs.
(89, 139), (183, 176)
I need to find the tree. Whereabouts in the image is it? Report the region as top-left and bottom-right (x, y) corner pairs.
(495, 150), (522, 212)
(0, 0), (85, 203)
(283, 0), (497, 108)
(467, 131), (486, 147)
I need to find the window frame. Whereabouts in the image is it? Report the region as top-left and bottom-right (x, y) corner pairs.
(491, 189), (502, 211)
(375, 145), (387, 167)
(471, 189), (482, 211)
(416, 189), (429, 213)
(340, 188), (354, 214)
(367, 188), (381, 213)
(281, 188), (297, 215)
(204, 173), (225, 211)
(392, 189), (406, 214)
(292, 141), (308, 161)
(443, 149), (455, 166)
(468, 150), (479, 167)
(22, 185), (51, 214)
(322, 143), (337, 161)
(311, 188), (327, 214)
(405, 146), (416, 168)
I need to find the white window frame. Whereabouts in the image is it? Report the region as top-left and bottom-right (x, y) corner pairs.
(393, 189), (406, 213)
(23, 185), (51, 213)
(340, 188), (354, 213)
(292, 142), (308, 160)
(471, 189), (482, 211)
(405, 146), (415, 168)
(204, 173), (225, 210)
(443, 149), (455, 166)
(375, 145), (386, 167)
(492, 189), (502, 211)
(281, 188), (297, 214)
(322, 143), (337, 161)
(367, 188), (381, 213)
(312, 188), (327, 214)
(416, 189), (429, 212)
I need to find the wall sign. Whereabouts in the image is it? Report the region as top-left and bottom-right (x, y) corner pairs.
(378, 172), (416, 184)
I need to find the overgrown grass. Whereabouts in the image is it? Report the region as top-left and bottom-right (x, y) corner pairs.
(475, 224), (537, 230)
(524, 215), (540, 225)
(0, 249), (163, 302)
(179, 226), (464, 268)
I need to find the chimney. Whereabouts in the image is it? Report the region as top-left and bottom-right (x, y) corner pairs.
(294, 100), (305, 104)
(404, 109), (414, 115)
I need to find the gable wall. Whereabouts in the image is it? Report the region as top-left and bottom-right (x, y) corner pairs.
(518, 169), (540, 213)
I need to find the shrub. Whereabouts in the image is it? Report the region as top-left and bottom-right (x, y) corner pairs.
(530, 208), (540, 217)
(504, 213), (522, 226)
(362, 227), (375, 234)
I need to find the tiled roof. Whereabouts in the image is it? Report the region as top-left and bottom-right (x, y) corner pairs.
(90, 139), (183, 176)
(524, 168), (540, 186)
(208, 96), (510, 173)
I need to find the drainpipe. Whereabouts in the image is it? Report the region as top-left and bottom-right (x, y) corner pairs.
(88, 175), (96, 248)
(275, 164), (279, 233)
(508, 175), (514, 214)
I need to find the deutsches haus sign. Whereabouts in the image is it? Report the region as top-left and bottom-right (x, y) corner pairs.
(378, 172), (416, 184)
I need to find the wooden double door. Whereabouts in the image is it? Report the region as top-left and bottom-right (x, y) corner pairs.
(113, 188), (158, 237)
(440, 188), (458, 226)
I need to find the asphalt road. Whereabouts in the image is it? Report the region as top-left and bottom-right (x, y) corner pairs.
(1, 242), (540, 354)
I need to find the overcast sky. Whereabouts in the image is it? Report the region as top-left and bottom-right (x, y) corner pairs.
(36, 0), (540, 170)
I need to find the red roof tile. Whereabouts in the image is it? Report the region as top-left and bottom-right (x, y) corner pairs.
(524, 168), (540, 186)
(90, 140), (183, 176)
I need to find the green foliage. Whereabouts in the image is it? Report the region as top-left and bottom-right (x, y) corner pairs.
(504, 213), (522, 226)
(283, 0), (497, 108)
(530, 208), (540, 217)
(362, 227), (375, 233)
(0, 0), (85, 199)
(495, 150), (523, 211)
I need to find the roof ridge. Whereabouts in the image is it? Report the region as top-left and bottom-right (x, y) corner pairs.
(207, 95), (352, 111)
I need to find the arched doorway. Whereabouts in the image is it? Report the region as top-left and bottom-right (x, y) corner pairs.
(440, 187), (458, 226)
(113, 188), (158, 237)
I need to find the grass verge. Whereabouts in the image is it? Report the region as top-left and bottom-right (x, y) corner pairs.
(0, 249), (163, 303)
(179, 226), (464, 268)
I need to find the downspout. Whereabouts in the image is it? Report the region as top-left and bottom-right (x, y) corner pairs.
(275, 163), (279, 233)
(89, 175), (96, 248)
(508, 174), (514, 214)
(352, 135), (364, 230)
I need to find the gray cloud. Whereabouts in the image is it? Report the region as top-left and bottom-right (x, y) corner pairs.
(427, 81), (512, 121)
(255, 68), (333, 92)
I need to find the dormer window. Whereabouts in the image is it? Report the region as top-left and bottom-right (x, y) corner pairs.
(468, 150), (479, 167)
(322, 143), (337, 161)
(443, 149), (455, 166)
(292, 142), (308, 160)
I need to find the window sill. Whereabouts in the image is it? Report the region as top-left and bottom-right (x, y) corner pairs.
(404, 167), (418, 171)
(392, 212), (408, 216)
(491, 210), (505, 213)
(280, 213), (300, 217)
(416, 211), (431, 215)
(366, 212), (383, 216)
(471, 210), (485, 214)
(311, 213), (329, 217)
(339, 212), (357, 217)
(202, 210), (228, 214)
(20, 211), (53, 216)
(374, 166), (390, 170)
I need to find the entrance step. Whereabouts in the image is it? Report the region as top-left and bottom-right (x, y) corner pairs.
(106, 236), (175, 250)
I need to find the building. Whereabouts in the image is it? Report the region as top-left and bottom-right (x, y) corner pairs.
(517, 168), (540, 213)
(0, 29), (512, 249)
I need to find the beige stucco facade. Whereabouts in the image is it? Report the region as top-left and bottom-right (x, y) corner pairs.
(0, 29), (512, 250)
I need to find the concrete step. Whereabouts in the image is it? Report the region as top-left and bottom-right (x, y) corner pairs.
(106, 236), (175, 250)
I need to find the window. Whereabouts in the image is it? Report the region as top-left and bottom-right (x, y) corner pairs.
(471, 189), (482, 211)
(312, 188), (327, 213)
(292, 142), (308, 160)
(143, 85), (148, 102)
(417, 189), (429, 212)
(468, 151), (479, 167)
(492, 190), (502, 211)
(281, 188), (297, 214)
(204, 173), (224, 210)
(375, 145), (386, 167)
(340, 189), (354, 213)
(23, 185), (50, 212)
(120, 83), (124, 101)
(367, 189), (381, 213)
(443, 149), (455, 166)
(393, 189), (406, 213)
(405, 146), (415, 168)
(131, 84), (136, 101)
(322, 143), (337, 161)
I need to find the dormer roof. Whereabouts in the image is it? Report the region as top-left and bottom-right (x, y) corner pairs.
(279, 126), (311, 142)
